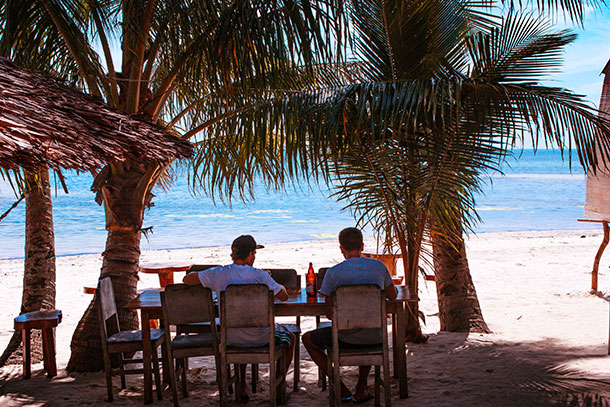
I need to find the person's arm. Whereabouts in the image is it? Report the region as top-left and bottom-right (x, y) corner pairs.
(275, 285), (288, 301)
(183, 271), (200, 285)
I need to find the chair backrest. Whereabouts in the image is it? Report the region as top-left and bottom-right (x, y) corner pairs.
(267, 268), (300, 290)
(317, 267), (329, 290)
(332, 284), (385, 330)
(186, 264), (221, 274)
(220, 284), (273, 329)
(161, 284), (216, 326)
(97, 277), (119, 339)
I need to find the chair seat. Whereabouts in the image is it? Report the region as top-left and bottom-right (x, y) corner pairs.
(176, 319), (220, 334)
(326, 344), (383, 355)
(107, 328), (164, 344)
(227, 342), (286, 354)
(172, 332), (218, 350)
(278, 323), (301, 334)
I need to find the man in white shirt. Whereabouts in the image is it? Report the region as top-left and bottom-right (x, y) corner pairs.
(183, 234), (295, 402)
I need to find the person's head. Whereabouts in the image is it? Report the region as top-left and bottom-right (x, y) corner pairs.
(231, 234), (264, 266)
(338, 227), (364, 258)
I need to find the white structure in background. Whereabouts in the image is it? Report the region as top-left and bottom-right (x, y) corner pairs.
(583, 59), (610, 296)
(585, 60), (610, 220)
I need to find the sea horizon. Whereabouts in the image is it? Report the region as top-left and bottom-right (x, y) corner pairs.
(0, 148), (597, 260)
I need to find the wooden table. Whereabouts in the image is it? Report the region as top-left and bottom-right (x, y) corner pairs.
(138, 262), (192, 288)
(126, 286), (414, 403)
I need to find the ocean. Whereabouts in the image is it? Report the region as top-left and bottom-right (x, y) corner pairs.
(0, 149), (595, 260)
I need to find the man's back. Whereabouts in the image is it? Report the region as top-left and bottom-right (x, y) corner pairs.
(320, 257), (391, 296)
(320, 257), (393, 345)
(197, 264), (282, 347)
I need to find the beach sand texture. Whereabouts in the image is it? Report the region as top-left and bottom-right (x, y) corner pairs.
(2, 230), (610, 406)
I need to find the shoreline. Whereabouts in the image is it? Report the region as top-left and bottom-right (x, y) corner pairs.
(0, 226), (602, 262)
(2, 228), (610, 405)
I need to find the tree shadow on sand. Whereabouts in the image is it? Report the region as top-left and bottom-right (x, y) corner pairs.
(407, 332), (610, 406)
(2, 334), (610, 406)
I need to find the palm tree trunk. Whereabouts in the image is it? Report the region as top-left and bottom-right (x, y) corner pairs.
(67, 162), (158, 372)
(432, 225), (490, 333)
(0, 169), (56, 366)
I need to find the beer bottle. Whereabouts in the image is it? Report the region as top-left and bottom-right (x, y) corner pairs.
(306, 262), (317, 297)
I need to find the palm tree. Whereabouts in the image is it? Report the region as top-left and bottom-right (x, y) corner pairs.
(330, 4), (610, 333)
(0, 0), (341, 371)
(219, 0), (610, 336)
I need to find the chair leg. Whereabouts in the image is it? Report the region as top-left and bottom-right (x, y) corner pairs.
(383, 351), (392, 407)
(270, 358), (276, 407)
(326, 353), (335, 407)
(118, 353), (126, 389)
(251, 363), (258, 393)
(180, 358), (188, 397)
(152, 347), (163, 401)
(165, 347), (180, 407)
(219, 361), (228, 407)
(293, 334), (300, 392)
(332, 357), (341, 407)
(374, 365), (380, 407)
(102, 349), (113, 402)
(227, 365), (234, 395)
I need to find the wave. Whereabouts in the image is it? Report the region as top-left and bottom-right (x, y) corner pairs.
(312, 233), (337, 239)
(287, 220), (319, 224)
(477, 206), (525, 211)
(502, 173), (585, 180)
(252, 209), (291, 214)
(166, 214), (237, 218)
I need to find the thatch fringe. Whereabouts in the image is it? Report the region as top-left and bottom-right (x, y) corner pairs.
(0, 58), (192, 171)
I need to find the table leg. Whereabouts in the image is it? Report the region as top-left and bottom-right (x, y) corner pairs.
(157, 272), (174, 288)
(395, 303), (408, 398)
(141, 309), (153, 404)
(22, 328), (31, 379)
(42, 327), (57, 377)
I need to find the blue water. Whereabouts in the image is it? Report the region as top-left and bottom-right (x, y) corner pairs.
(0, 149), (593, 259)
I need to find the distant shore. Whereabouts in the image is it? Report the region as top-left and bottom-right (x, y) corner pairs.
(2, 229), (610, 406)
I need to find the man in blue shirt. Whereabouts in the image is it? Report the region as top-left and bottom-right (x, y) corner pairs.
(303, 227), (397, 403)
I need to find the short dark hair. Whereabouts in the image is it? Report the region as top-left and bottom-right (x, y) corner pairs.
(339, 227), (363, 251)
(231, 234), (264, 260)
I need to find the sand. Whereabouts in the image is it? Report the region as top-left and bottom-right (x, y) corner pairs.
(2, 230), (610, 406)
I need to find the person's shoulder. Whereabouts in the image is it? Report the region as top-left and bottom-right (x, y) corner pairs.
(361, 257), (388, 270)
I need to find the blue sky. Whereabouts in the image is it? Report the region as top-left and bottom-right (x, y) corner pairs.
(551, 10), (610, 107)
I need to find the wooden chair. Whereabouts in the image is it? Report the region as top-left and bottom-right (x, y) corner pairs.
(219, 284), (287, 407)
(97, 277), (165, 403)
(267, 268), (302, 392)
(161, 284), (222, 406)
(316, 267), (330, 390)
(327, 285), (391, 407)
(177, 265), (221, 335)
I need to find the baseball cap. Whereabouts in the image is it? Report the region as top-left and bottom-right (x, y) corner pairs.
(231, 235), (264, 256)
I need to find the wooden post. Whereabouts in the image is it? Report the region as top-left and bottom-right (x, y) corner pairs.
(592, 221), (609, 292)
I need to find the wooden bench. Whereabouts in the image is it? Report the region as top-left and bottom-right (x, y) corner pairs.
(14, 310), (62, 378)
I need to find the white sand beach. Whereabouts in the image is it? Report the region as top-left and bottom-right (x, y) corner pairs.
(2, 229), (610, 406)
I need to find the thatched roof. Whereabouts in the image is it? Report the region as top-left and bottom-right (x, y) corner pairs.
(0, 58), (192, 171)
